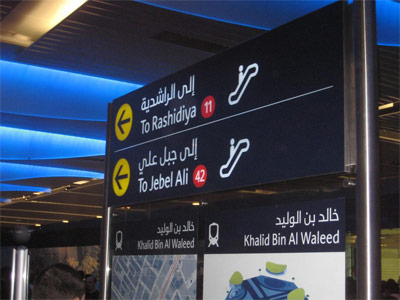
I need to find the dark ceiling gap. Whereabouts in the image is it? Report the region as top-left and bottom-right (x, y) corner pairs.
(152, 30), (228, 53)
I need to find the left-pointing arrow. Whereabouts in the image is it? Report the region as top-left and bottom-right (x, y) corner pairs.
(112, 158), (130, 196)
(115, 104), (132, 141)
(115, 164), (128, 190)
(117, 110), (131, 135)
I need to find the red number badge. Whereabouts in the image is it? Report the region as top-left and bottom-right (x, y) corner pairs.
(193, 165), (207, 188)
(201, 96), (215, 119)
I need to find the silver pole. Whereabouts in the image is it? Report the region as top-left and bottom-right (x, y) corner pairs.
(100, 207), (112, 300)
(100, 103), (113, 300)
(10, 248), (16, 300)
(26, 254), (30, 299)
(355, 0), (381, 299)
(14, 247), (29, 300)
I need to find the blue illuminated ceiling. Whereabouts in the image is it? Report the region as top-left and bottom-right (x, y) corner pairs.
(0, 60), (139, 186)
(0, 162), (103, 182)
(0, 126), (106, 160)
(376, 0), (400, 46)
(0, 184), (51, 193)
(0, 60), (141, 121)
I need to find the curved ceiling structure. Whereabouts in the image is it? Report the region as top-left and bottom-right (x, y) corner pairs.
(1, 60), (141, 121)
(0, 126), (106, 160)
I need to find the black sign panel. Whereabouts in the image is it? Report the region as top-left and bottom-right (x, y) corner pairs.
(205, 198), (345, 254)
(108, 2), (345, 206)
(113, 216), (198, 255)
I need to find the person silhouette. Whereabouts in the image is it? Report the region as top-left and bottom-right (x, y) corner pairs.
(84, 274), (99, 299)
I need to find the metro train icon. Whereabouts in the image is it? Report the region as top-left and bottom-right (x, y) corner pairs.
(115, 230), (123, 251)
(208, 222), (219, 247)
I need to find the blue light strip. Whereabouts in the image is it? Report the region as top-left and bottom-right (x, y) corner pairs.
(0, 198), (11, 203)
(0, 162), (103, 182)
(378, 43), (400, 47)
(0, 126), (105, 160)
(0, 60), (143, 121)
(0, 183), (51, 193)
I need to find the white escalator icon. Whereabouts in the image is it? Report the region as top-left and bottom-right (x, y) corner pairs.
(228, 63), (259, 105)
(220, 138), (250, 178)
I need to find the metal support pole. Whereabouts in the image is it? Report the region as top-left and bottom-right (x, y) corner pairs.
(14, 246), (29, 300)
(10, 248), (16, 300)
(100, 103), (113, 300)
(99, 207), (112, 300)
(355, 0), (381, 299)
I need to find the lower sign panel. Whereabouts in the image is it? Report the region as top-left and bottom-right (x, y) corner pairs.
(203, 252), (345, 300)
(203, 197), (346, 299)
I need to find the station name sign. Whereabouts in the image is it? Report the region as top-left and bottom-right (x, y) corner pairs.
(205, 198), (345, 254)
(108, 2), (345, 206)
(113, 217), (198, 255)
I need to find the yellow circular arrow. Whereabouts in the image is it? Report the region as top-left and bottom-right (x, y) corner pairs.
(112, 158), (130, 197)
(115, 103), (132, 141)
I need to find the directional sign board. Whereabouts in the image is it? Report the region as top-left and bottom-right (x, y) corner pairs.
(108, 2), (345, 206)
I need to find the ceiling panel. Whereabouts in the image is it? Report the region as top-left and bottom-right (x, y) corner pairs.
(15, 0), (263, 83)
(0, 1), (21, 22)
